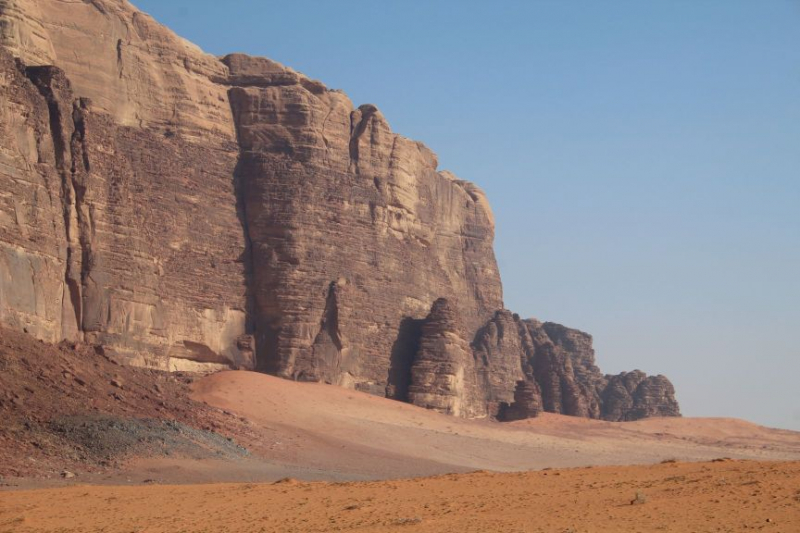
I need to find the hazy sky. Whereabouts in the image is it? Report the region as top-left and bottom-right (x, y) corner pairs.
(132, 0), (800, 430)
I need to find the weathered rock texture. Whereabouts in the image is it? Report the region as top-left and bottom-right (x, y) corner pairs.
(407, 299), (484, 418)
(602, 371), (681, 422)
(0, 0), (248, 372)
(226, 54), (501, 392)
(0, 0), (680, 421)
(499, 380), (543, 421)
(490, 318), (680, 422)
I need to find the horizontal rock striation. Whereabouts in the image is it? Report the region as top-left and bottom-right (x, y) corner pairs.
(226, 53), (502, 391)
(0, 0), (249, 372)
(0, 0), (679, 421)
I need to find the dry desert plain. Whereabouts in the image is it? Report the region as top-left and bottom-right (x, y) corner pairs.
(1, 369), (800, 532)
(2, 460), (799, 533)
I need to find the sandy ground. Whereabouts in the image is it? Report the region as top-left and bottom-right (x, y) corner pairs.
(181, 371), (800, 481)
(3, 351), (800, 532)
(2, 460), (798, 533)
(4, 327), (799, 487)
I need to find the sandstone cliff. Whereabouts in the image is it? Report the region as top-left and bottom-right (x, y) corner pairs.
(0, 0), (679, 421)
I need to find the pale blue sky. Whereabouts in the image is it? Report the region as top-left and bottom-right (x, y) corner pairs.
(132, 0), (800, 430)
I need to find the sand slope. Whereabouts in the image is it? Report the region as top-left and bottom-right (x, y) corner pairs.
(2, 460), (798, 533)
(3, 352), (800, 532)
(188, 371), (800, 480)
(4, 325), (798, 486)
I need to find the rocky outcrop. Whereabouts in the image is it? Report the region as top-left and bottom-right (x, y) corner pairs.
(407, 299), (484, 417)
(0, 0), (680, 421)
(542, 322), (607, 403)
(404, 304), (680, 421)
(499, 380), (543, 421)
(472, 310), (527, 414)
(602, 371), (680, 421)
(471, 316), (681, 422)
(523, 320), (595, 418)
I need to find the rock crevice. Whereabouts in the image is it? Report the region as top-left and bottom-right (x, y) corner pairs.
(24, 65), (88, 339)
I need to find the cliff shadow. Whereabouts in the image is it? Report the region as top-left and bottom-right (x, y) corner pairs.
(233, 153), (282, 375)
(232, 155), (256, 335)
(385, 317), (424, 402)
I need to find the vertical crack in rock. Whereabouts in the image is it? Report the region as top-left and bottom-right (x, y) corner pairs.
(24, 66), (85, 336)
(386, 317), (424, 401)
(68, 98), (93, 335)
(71, 99), (91, 174)
(226, 85), (283, 375)
(229, 93), (260, 371)
(320, 281), (343, 352)
(348, 104), (378, 171)
(115, 39), (123, 79)
(303, 280), (346, 383)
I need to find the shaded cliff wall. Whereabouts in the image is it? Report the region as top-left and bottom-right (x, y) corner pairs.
(226, 54), (501, 391)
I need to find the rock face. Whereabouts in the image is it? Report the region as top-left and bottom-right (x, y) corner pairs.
(0, 0), (247, 371)
(499, 380), (543, 421)
(0, 0), (680, 421)
(226, 54), (501, 391)
(470, 310), (527, 417)
(407, 299), (484, 418)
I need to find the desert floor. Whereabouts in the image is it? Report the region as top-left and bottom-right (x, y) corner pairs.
(183, 371), (800, 481)
(1, 460), (798, 533)
(4, 328), (799, 486)
(3, 334), (800, 532)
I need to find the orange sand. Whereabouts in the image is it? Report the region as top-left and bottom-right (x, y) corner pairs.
(2, 460), (798, 533)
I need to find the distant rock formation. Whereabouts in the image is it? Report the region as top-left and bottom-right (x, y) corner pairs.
(602, 371), (681, 421)
(0, 0), (680, 421)
(399, 300), (678, 421)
